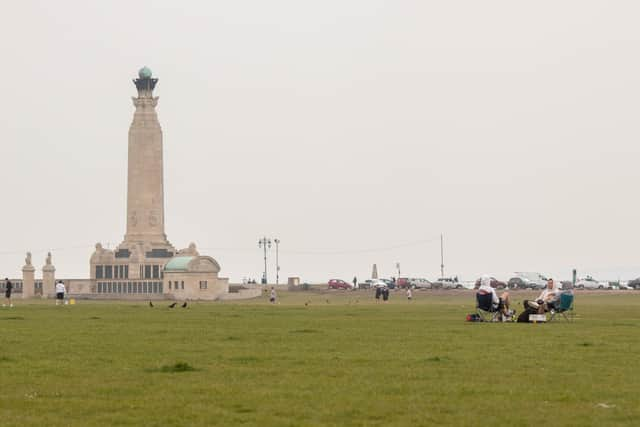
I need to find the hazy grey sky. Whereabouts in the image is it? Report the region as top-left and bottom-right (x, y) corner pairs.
(1, 1), (639, 282)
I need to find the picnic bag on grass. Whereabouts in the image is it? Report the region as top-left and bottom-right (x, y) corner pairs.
(466, 313), (482, 322)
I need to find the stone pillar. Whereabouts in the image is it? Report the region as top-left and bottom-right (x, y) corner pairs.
(42, 252), (56, 298)
(22, 252), (35, 299)
(124, 67), (169, 245)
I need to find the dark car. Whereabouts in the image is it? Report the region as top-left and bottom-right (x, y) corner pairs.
(507, 277), (526, 289)
(507, 272), (547, 290)
(328, 279), (352, 290)
(627, 278), (640, 290)
(474, 277), (507, 289)
(381, 279), (396, 289)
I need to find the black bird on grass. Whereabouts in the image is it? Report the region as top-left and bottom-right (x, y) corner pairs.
(149, 301), (154, 308)
(182, 301), (188, 308)
(168, 302), (177, 308)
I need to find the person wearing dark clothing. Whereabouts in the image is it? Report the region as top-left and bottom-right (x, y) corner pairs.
(382, 287), (389, 302)
(3, 278), (13, 308)
(375, 286), (382, 301)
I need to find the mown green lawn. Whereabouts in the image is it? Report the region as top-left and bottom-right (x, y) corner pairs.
(1, 290), (639, 426)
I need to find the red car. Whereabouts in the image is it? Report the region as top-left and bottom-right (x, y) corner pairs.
(474, 277), (507, 289)
(328, 279), (352, 290)
(396, 278), (410, 288)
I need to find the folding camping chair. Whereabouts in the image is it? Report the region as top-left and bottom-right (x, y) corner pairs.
(549, 292), (575, 322)
(476, 292), (501, 322)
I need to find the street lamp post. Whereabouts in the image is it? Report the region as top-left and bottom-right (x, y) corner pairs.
(440, 233), (445, 279)
(258, 237), (271, 284)
(274, 239), (281, 285)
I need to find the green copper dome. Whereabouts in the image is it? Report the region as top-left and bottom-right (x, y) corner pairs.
(164, 256), (195, 271)
(138, 66), (152, 79)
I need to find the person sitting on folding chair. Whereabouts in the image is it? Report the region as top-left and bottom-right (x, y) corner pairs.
(477, 274), (512, 321)
(549, 288), (574, 321)
(524, 278), (560, 314)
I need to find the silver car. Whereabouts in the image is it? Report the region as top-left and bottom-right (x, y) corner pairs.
(409, 278), (432, 289)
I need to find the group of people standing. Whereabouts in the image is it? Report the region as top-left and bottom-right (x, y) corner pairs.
(1, 278), (67, 307)
(374, 286), (390, 302)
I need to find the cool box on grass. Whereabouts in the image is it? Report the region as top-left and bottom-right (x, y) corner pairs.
(529, 314), (547, 323)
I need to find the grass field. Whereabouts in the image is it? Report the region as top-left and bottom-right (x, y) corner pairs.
(1, 290), (639, 426)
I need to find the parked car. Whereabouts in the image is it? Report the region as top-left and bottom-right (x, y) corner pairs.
(607, 281), (631, 290)
(433, 277), (463, 289)
(396, 278), (410, 288)
(359, 279), (387, 289)
(617, 281), (632, 290)
(409, 278), (432, 289)
(507, 272), (548, 290)
(328, 279), (352, 290)
(576, 276), (609, 290)
(371, 280), (389, 288)
(380, 279), (396, 289)
(560, 281), (573, 290)
(473, 277), (507, 289)
(627, 278), (640, 290)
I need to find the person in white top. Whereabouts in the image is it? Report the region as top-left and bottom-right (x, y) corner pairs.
(526, 278), (560, 313)
(477, 274), (511, 318)
(55, 281), (66, 305)
(406, 287), (413, 301)
(269, 287), (276, 304)
(524, 278), (560, 314)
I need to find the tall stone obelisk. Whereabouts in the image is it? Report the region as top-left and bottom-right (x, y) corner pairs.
(123, 67), (172, 248)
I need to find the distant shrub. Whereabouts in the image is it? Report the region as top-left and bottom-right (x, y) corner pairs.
(160, 362), (196, 373)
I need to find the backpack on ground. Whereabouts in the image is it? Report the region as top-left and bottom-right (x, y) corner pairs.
(466, 313), (483, 322)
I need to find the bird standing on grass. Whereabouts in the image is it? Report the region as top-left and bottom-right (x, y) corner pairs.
(168, 302), (177, 308)
(182, 301), (188, 308)
(149, 301), (154, 308)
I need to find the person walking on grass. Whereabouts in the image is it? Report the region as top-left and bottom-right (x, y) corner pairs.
(382, 286), (390, 303)
(406, 287), (413, 301)
(269, 287), (277, 304)
(3, 278), (13, 308)
(55, 280), (66, 305)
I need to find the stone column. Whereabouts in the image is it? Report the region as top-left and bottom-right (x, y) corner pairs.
(124, 67), (169, 245)
(42, 252), (56, 298)
(22, 252), (35, 299)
